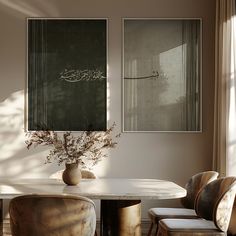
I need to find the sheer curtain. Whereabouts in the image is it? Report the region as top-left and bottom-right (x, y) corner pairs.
(182, 20), (201, 131)
(213, 0), (236, 176)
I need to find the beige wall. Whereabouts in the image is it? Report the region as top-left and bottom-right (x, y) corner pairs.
(0, 0), (216, 219)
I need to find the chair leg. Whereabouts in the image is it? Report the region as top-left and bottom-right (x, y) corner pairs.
(147, 222), (154, 236)
(155, 223), (159, 236)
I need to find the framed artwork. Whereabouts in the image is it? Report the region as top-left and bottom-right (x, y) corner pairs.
(27, 18), (107, 131)
(123, 18), (202, 132)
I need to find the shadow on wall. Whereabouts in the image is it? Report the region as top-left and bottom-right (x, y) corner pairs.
(0, 90), (110, 178)
(0, 1), (111, 177)
(0, 90), (50, 178)
(0, 0), (59, 177)
(0, 91), (103, 218)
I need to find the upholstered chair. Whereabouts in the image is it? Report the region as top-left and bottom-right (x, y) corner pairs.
(228, 198), (236, 235)
(9, 194), (96, 236)
(81, 170), (97, 179)
(157, 177), (236, 236)
(148, 171), (219, 236)
(50, 170), (98, 236)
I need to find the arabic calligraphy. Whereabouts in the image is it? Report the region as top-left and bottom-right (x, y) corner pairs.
(59, 69), (106, 82)
(124, 70), (159, 80)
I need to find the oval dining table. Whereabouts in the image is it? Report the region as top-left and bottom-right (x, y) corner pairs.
(0, 178), (186, 236)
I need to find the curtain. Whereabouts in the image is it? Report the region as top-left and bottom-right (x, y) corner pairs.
(182, 20), (201, 131)
(213, 0), (236, 176)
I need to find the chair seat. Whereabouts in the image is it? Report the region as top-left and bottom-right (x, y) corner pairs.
(158, 219), (225, 235)
(148, 207), (198, 223)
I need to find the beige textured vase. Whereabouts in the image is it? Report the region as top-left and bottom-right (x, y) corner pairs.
(62, 162), (82, 185)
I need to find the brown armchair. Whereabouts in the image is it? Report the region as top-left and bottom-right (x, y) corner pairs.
(157, 177), (236, 236)
(148, 171), (219, 235)
(9, 194), (96, 236)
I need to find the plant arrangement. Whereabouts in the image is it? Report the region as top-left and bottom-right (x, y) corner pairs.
(25, 123), (120, 169)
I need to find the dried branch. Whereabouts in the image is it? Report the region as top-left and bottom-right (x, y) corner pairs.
(25, 123), (120, 169)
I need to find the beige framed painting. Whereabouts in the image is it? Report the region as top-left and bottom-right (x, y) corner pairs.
(123, 18), (202, 132)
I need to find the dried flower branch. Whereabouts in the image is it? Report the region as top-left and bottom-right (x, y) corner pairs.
(25, 123), (120, 169)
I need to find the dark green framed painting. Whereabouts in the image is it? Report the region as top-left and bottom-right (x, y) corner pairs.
(27, 18), (107, 131)
(123, 18), (202, 132)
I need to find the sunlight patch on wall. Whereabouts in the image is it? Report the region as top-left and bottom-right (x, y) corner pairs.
(92, 155), (109, 178)
(0, 90), (25, 161)
(0, 90), (48, 178)
(0, 90), (110, 178)
(3, 151), (49, 178)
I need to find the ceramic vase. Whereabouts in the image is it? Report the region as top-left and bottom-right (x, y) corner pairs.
(62, 162), (82, 185)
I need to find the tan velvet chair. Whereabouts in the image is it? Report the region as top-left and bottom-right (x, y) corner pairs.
(157, 177), (236, 236)
(50, 170), (98, 236)
(228, 198), (236, 235)
(9, 194), (96, 236)
(148, 171), (219, 236)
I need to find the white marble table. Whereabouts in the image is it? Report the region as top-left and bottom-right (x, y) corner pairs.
(0, 178), (186, 236)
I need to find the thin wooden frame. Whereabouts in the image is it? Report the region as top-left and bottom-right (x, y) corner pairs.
(27, 18), (108, 131)
(122, 18), (202, 132)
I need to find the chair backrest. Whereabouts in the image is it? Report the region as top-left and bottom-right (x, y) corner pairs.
(228, 198), (236, 234)
(195, 177), (236, 232)
(9, 194), (96, 236)
(81, 170), (97, 179)
(50, 169), (97, 179)
(181, 171), (219, 209)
